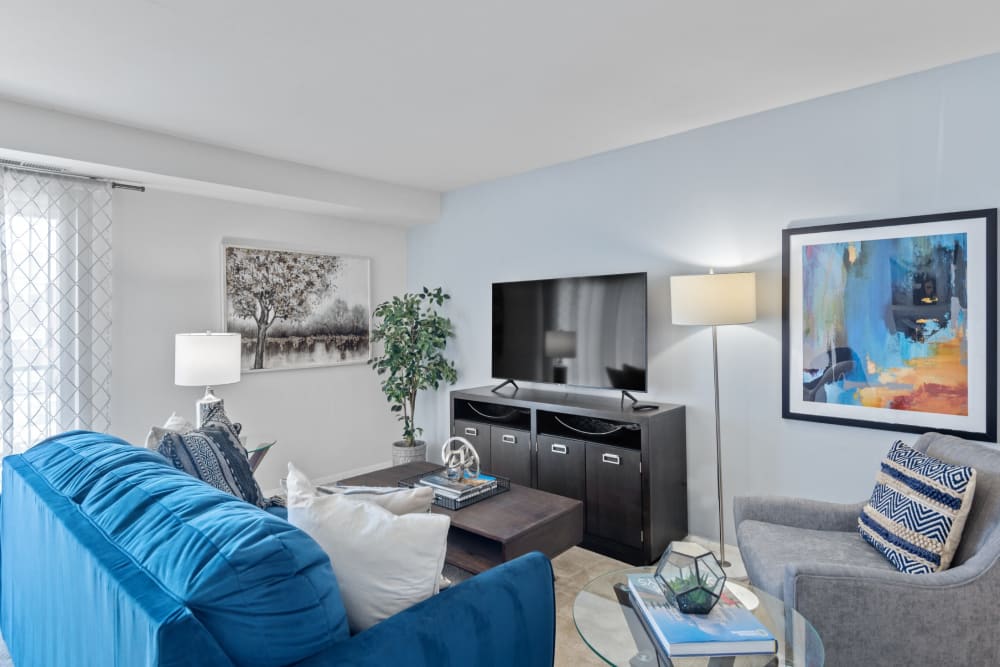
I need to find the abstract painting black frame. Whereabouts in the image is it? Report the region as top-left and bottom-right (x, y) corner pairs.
(782, 209), (997, 442)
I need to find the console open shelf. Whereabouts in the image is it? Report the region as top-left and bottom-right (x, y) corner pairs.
(454, 399), (531, 429)
(538, 410), (642, 449)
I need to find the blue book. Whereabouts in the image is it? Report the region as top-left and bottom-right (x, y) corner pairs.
(627, 574), (777, 657)
(418, 471), (498, 498)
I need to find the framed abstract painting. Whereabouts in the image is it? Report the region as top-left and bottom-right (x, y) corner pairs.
(782, 209), (997, 441)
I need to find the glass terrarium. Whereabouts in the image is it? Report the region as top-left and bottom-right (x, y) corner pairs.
(654, 542), (726, 614)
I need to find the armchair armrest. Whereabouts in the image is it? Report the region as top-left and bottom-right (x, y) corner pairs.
(296, 552), (555, 667)
(786, 559), (999, 665)
(733, 495), (864, 532)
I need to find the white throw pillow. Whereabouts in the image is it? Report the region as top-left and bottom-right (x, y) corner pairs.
(324, 484), (435, 515)
(143, 412), (194, 448)
(286, 463), (434, 515)
(286, 463), (450, 632)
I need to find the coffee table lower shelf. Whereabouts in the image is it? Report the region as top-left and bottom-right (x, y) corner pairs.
(445, 529), (510, 573)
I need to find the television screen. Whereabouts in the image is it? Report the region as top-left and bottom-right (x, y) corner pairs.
(492, 272), (647, 391)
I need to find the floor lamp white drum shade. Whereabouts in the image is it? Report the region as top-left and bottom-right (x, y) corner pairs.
(175, 332), (241, 426)
(669, 271), (756, 568)
(670, 272), (756, 326)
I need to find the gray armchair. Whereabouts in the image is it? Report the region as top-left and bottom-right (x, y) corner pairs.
(734, 432), (1000, 667)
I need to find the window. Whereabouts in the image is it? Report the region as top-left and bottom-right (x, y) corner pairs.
(0, 168), (112, 457)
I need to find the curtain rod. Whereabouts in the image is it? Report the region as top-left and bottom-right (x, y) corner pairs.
(0, 160), (146, 192)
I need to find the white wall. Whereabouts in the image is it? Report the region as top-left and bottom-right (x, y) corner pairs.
(407, 54), (1000, 543)
(112, 188), (404, 491)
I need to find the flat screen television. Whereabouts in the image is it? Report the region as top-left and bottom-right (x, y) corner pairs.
(491, 272), (648, 391)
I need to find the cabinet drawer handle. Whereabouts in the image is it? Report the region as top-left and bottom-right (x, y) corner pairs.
(464, 427), (478, 436)
(551, 443), (567, 455)
(602, 453), (621, 465)
(501, 434), (517, 444)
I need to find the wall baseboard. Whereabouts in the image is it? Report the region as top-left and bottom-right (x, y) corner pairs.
(263, 459), (393, 496)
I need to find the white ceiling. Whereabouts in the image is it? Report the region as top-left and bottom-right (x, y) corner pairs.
(2, 1), (1000, 192)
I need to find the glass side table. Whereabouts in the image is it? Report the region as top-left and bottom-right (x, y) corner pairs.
(573, 567), (824, 666)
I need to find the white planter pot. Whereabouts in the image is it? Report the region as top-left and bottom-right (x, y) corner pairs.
(392, 440), (427, 466)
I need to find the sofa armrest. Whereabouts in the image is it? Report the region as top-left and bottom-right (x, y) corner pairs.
(733, 495), (864, 532)
(295, 552), (555, 667)
(786, 560), (998, 665)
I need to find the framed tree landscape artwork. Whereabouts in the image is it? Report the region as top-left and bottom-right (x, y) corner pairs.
(223, 243), (371, 371)
(782, 209), (997, 441)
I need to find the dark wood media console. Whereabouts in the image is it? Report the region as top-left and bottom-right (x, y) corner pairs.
(450, 385), (687, 565)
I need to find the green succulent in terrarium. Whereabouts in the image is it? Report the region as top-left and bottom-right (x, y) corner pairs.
(655, 542), (726, 614)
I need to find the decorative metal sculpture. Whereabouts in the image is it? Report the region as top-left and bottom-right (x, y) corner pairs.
(441, 436), (480, 480)
(655, 542), (727, 614)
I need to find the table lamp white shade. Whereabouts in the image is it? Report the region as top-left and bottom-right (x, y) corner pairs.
(544, 330), (578, 359)
(174, 333), (242, 386)
(670, 272), (757, 326)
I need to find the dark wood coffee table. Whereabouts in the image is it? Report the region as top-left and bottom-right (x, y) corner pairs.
(339, 461), (584, 573)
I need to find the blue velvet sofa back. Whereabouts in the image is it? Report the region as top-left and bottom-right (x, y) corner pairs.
(0, 431), (350, 667)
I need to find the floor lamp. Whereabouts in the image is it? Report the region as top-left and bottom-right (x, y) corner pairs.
(670, 270), (756, 567)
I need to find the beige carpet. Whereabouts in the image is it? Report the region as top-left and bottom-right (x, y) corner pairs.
(551, 547), (629, 666)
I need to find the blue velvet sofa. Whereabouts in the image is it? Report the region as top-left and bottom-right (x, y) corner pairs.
(0, 431), (556, 666)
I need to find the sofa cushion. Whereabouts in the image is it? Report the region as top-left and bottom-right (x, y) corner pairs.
(144, 411), (194, 448)
(157, 421), (270, 508)
(736, 520), (895, 600)
(20, 431), (350, 667)
(859, 440), (976, 574)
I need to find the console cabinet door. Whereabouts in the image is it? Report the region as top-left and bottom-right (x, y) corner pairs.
(585, 443), (642, 548)
(490, 427), (531, 486)
(453, 419), (491, 473)
(536, 434), (586, 500)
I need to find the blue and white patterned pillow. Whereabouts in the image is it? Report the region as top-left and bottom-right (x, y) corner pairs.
(157, 421), (270, 509)
(859, 440), (977, 574)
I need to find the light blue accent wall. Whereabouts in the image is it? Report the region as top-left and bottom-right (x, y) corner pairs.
(407, 53), (1000, 543)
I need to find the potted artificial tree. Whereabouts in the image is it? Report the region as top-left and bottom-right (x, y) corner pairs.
(370, 286), (458, 464)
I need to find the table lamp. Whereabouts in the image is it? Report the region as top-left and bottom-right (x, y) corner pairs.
(175, 332), (242, 426)
(670, 270), (756, 567)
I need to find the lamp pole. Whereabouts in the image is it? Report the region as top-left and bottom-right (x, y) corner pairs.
(711, 323), (730, 567)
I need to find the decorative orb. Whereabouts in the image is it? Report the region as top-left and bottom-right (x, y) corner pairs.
(655, 542), (726, 614)
(441, 437), (480, 480)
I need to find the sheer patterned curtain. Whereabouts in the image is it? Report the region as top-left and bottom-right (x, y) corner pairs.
(0, 168), (112, 458)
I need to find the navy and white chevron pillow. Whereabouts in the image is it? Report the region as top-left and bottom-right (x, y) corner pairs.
(859, 440), (977, 574)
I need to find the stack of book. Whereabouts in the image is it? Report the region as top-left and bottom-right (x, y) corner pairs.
(627, 574), (777, 658)
(418, 471), (498, 502)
